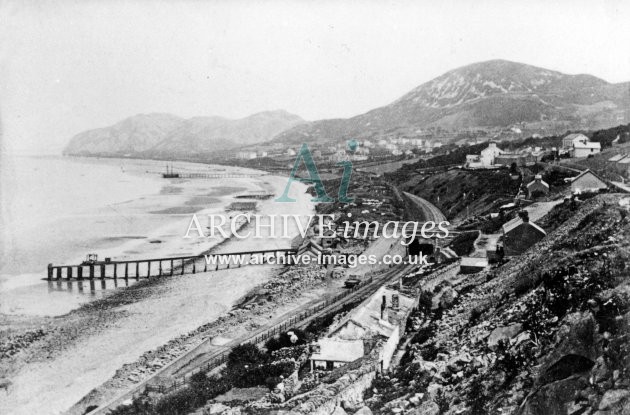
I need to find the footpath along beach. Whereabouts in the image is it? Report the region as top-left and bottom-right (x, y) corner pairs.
(0, 164), (316, 415)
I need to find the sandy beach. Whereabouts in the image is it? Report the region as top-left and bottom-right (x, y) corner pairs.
(0, 162), (316, 415)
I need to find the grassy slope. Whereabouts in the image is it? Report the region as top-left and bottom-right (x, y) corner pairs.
(395, 169), (521, 220)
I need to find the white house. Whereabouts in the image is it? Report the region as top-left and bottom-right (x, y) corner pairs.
(236, 151), (257, 160)
(562, 133), (601, 158)
(480, 142), (504, 166)
(573, 141), (601, 158)
(466, 142), (503, 168)
(309, 287), (416, 372)
(563, 133), (589, 151)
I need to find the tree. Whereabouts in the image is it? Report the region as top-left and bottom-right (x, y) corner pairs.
(418, 290), (433, 316)
(509, 162), (518, 175)
(227, 344), (268, 372)
(264, 328), (308, 352)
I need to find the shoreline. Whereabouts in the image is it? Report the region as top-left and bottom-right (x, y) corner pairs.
(0, 166), (315, 415)
(0, 155), (267, 314)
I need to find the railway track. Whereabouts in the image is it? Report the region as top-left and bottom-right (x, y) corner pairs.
(90, 262), (414, 414)
(403, 191), (447, 222)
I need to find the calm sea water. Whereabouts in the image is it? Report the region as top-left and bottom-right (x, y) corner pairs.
(0, 155), (243, 315)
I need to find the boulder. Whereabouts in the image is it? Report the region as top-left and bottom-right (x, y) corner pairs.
(446, 353), (472, 373)
(538, 354), (595, 385)
(409, 401), (439, 415)
(331, 406), (348, 415)
(439, 288), (458, 309)
(353, 407), (373, 415)
(487, 323), (522, 350)
(521, 376), (583, 415)
(598, 389), (630, 411)
(206, 403), (230, 414)
(551, 312), (600, 362)
(426, 383), (442, 399)
(538, 312), (600, 385)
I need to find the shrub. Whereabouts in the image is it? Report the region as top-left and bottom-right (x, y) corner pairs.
(411, 322), (436, 345)
(468, 307), (483, 326)
(420, 341), (440, 361)
(264, 328), (307, 353)
(153, 387), (200, 415)
(435, 388), (450, 414)
(448, 231), (479, 256)
(227, 344), (269, 372)
(467, 377), (489, 415)
(230, 360), (295, 388)
(418, 290), (433, 316)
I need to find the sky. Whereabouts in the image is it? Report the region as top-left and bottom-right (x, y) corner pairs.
(1, 0), (629, 155)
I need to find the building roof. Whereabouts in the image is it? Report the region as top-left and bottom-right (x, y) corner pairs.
(608, 154), (627, 162)
(571, 169), (607, 185)
(502, 217), (546, 235)
(527, 176), (549, 188)
(564, 133), (588, 141)
(290, 234), (305, 250)
(297, 239), (323, 257)
(328, 287), (415, 340)
(573, 141), (601, 149)
(310, 338), (364, 362)
(618, 156), (630, 165)
(460, 257), (489, 267)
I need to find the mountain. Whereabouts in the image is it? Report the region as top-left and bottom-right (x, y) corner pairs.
(63, 110), (304, 157)
(273, 60), (630, 145)
(63, 113), (184, 155)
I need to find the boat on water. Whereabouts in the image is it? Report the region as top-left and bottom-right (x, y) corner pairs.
(162, 164), (180, 178)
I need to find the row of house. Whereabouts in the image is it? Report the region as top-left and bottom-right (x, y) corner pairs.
(525, 168), (609, 199)
(499, 169), (608, 257)
(465, 142), (551, 169)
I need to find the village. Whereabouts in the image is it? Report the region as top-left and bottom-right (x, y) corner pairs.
(93, 123), (630, 415)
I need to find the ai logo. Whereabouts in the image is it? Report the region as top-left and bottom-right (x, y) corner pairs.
(276, 140), (357, 203)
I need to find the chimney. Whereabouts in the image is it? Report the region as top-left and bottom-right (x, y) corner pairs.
(535, 174), (542, 182)
(392, 294), (400, 311)
(362, 338), (377, 355)
(381, 295), (387, 320)
(518, 210), (529, 222)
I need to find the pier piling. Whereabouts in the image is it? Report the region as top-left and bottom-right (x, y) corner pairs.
(46, 248), (295, 282)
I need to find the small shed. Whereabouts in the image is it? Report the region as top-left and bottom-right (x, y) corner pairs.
(460, 257), (489, 274)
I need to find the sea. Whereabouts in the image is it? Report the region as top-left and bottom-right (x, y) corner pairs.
(0, 155), (253, 315)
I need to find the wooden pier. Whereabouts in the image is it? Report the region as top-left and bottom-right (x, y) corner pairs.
(164, 172), (265, 179)
(46, 249), (295, 281)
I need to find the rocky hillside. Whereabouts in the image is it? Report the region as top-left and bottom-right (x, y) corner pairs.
(63, 110), (304, 157)
(273, 60), (629, 145)
(368, 194), (630, 415)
